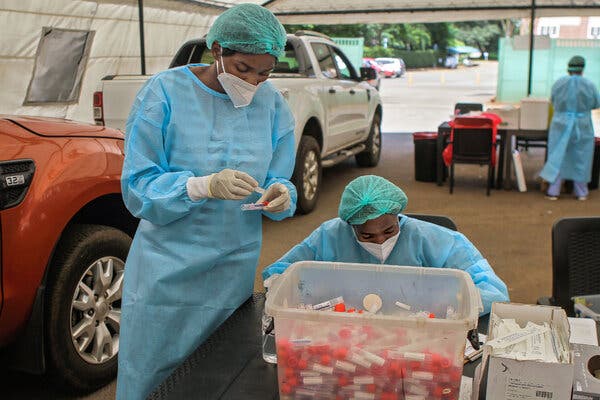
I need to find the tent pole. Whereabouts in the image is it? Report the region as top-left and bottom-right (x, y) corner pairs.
(527, 0), (535, 96)
(138, 0), (146, 75)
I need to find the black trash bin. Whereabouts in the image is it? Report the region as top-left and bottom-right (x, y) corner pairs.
(413, 132), (439, 182)
(590, 136), (600, 190)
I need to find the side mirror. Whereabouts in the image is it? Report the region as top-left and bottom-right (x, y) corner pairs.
(360, 67), (377, 81)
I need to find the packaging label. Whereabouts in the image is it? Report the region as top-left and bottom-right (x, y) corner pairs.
(505, 377), (555, 399)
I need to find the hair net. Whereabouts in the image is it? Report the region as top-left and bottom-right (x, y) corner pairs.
(338, 175), (408, 225)
(206, 3), (286, 58)
(568, 55), (585, 73)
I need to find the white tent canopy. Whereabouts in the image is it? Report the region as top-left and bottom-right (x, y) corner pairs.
(260, 0), (600, 24)
(1, 0), (599, 122)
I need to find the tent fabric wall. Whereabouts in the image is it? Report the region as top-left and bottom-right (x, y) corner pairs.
(0, 0), (216, 123)
(497, 36), (600, 102)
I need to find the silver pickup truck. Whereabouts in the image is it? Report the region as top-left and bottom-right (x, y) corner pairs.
(94, 31), (382, 214)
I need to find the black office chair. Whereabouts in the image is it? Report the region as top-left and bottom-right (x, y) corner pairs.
(454, 102), (483, 115)
(448, 117), (497, 196)
(404, 213), (457, 231)
(537, 217), (600, 315)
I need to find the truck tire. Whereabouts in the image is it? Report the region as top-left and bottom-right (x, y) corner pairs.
(45, 224), (131, 392)
(356, 113), (382, 167)
(292, 136), (321, 214)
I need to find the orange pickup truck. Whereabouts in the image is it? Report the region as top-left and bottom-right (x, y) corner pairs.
(0, 116), (138, 391)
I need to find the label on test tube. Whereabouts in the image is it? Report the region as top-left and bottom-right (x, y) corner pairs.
(348, 353), (372, 369)
(403, 351), (427, 361)
(310, 296), (344, 311)
(406, 384), (428, 396)
(291, 338), (312, 346)
(395, 301), (412, 311)
(353, 376), (375, 385)
(300, 371), (321, 377)
(412, 371), (434, 381)
(335, 360), (357, 373)
(353, 392), (376, 400)
(356, 348), (385, 366)
(405, 396), (426, 400)
(302, 376), (323, 385)
(387, 350), (427, 361)
(240, 201), (268, 211)
(311, 363), (334, 375)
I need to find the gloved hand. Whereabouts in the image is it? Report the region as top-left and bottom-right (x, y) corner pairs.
(257, 183), (290, 213)
(208, 169), (258, 200)
(186, 176), (211, 201)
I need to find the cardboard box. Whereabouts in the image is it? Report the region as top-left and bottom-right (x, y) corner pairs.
(486, 105), (520, 130)
(520, 98), (551, 130)
(572, 343), (600, 399)
(478, 303), (574, 400)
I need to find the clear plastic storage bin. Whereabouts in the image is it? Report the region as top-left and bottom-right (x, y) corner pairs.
(573, 294), (600, 321)
(265, 261), (483, 400)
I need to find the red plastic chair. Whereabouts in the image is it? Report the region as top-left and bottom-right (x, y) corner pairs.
(442, 113), (502, 196)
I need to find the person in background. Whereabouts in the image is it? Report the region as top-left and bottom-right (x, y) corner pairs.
(540, 55), (600, 200)
(117, 4), (297, 399)
(262, 175), (509, 315)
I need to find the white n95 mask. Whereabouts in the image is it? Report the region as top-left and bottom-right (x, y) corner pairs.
(355, 230), (400, 263)
(217, 55), (262, 108)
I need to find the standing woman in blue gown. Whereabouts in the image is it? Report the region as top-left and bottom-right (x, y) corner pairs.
(540, 55), (600, 200)
(116, 4), (297, 398)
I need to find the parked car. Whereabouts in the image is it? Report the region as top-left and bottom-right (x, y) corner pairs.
(0, 115), (138, 391)
(444, 53), (459, 69)
(362, 57), (383, 90)
(375, 57), (405, 78)
(95, 31), (383, 215)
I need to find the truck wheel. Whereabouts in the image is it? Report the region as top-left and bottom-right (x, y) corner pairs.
(356, 113), (382, 167)
(292, 136), (321, 214)
(45, 224), (131, 392)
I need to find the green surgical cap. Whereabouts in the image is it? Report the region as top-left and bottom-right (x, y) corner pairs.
(338, 175), (408, 225)
(568, 55), (585, 73)
(206, 3), (286, 58)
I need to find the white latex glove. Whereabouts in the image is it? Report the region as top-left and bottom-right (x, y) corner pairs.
(208, 169), (258, 200)
(186, 176), (211, 201)
(257, 183), (290, 213)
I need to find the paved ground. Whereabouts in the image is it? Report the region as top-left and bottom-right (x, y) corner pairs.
(5, 61), (600, 399)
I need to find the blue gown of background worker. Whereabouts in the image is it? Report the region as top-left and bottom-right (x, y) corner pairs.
(540, 55), (600, 199)
(263, 176), (509, 315)
(117, 4), (297, 399)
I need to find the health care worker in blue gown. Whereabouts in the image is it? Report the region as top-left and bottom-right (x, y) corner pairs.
(117, 4), (297, 399)
(263, 175), (509, 315)
(540, 55), (600, 201)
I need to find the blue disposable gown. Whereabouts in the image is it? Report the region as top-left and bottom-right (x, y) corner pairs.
(263, 215), (509, 315)
(540, 75), (600, 183)
(117, 65), (297, 399)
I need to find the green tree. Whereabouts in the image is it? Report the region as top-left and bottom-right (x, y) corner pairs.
(453, 21), (502, 53)
(399, 24), (431, 50)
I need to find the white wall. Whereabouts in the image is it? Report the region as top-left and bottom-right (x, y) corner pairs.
(0, 0), (216, 123)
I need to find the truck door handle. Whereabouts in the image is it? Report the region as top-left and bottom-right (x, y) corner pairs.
(329, 88), (336, 94)
(349, 89), (356, 95)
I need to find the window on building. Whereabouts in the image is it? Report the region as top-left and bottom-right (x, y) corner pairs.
(24, 27), (94, 105)
(589, 18), (600, 39)
(539, 25), (560, 38)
